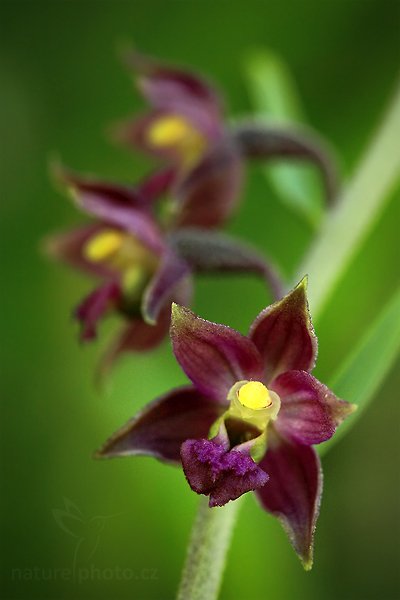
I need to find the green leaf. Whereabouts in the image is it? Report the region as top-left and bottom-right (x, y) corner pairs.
(296, 81), (400, 319)
(244, 49), (322, 226)
(319, 285), (400, 455)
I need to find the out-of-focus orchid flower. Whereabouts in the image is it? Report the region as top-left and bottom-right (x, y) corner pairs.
(114, 51), (339, 228)
(46, 166), (283, 375)
(97, 278), (355, 568)
(120, 51), (225, 168)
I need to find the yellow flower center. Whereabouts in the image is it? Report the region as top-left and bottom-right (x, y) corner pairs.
(85, 230), (123, 262)
(147, 115), (193, 146)
(238, 381), (272, 410)
(224, 380), (281, 434)
(208, 380), (281, 463)
(146, 114), (206, 168)
(83, 229), (158, 296)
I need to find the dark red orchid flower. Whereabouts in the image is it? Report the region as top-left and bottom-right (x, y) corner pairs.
(97, 278), (355, 568)
(114, 50), (339, 229)
(46, 166), (282, 375)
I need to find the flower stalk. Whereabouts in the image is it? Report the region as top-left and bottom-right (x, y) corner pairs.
(177, 497), (242, 600)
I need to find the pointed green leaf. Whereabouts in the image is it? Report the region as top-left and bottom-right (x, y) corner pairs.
(319, 285), (400, 455)
(244, 49), (322, 226)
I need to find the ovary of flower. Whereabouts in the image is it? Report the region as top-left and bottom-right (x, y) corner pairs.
(146, 114), (206, 166)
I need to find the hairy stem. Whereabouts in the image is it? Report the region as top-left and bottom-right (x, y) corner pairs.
(176, 497), (242, 600)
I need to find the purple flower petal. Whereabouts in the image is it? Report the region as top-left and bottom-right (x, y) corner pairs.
(171, 304), (264, 402)
(96, 386), (224, 464)
(249, 278), (317, 384)
(141, 249), (192, 325)
(126, 50), (224, 138)
(256, 431), (322, 569)
(97, 274), (193, 380)
(181, 438), (269, 507)
(56, 165), (146, 208)
(137, 166), (177, 203)
(271, 370), (356, 446)
(169, 228), (284, 300)
(57, 167), (164, 254)
(97, 310), (171, 381)
(75, 280), (121, 341)
(44, 224), (114, 278)
(172, 140), (243, 229)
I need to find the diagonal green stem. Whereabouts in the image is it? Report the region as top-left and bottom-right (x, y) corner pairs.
(295, 80), (400, 319)
(176, 80), (400, 600)
(176, 497), (242, 600)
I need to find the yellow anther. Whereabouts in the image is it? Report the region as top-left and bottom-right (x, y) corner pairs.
(147, 115), (197, 147)
(147, 115), (206, 168)
(84, 230), (123, 262)
(238, 381), (272, 410)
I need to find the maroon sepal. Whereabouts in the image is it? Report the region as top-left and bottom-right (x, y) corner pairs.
(141, 250), (192, 325)
(53, 164), (146, 208)
(256, 430), (322, 570)
(96, 386), (224, 464)
(55, 165), (164, 254)
(98, 274), (193, 381)
(272, 370), (355, 446)
(249, 278), (317, 383)
(96, 310), (171, 383)
(44, 224), (113, 278)
(171, 304), (264, 402)
(125, 50), (224, 138)
(137, 166), (177, 203)
(75, 280), (121, 341)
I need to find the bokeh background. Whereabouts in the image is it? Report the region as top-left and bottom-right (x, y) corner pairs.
(1, 1), (399, 599)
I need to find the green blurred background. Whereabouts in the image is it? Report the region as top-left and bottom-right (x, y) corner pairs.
(1, 1), (399, 599)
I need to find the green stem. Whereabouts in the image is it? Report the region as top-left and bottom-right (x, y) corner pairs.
(296, 80), (400, 319)
(176, 79), (400, 600)
(176, 497), (242, 600)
